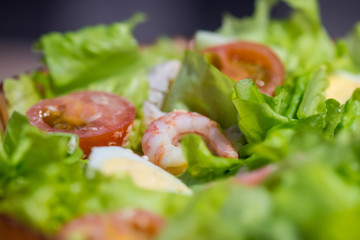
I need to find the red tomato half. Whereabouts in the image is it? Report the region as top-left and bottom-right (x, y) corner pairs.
(26, 91), (135, 157)
(201, 41), (285, 96)
(55, 209), (165, 240)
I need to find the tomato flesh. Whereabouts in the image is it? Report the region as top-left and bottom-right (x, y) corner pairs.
(40, 99), (91, 130)
(56, 209), (165, 240)
(202, 41), (285, 96)
(26, 91), (135, 157)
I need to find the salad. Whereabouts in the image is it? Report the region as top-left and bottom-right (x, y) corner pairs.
(1, 0), (360, 239)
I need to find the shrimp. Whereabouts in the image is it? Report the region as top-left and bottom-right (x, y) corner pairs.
(143, 60), (181, 127)
(147, 60), (181, 108)
(141, 111), (239, 176)
(143, 101), (166, 126)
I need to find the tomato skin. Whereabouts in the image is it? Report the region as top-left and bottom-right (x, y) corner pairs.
(78, 121), (134, 157)
(26, 91), (135, 157)
(55, 209), (165, 240)
(201, 41), (285, 96)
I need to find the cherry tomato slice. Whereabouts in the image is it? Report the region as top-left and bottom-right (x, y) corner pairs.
(55, 209), (165, 240)
(26, 91), (135, 157)
(201, 41), (285, 96)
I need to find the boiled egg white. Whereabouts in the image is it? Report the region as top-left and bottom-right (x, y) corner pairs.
(88, 146), (192, 195)
(326, 71), (360, 104)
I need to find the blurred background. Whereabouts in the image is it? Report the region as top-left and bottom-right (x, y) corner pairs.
(0, 0), (359, 80)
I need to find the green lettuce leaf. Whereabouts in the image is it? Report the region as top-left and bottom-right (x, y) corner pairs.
(3, 112), (30, 155)
(322, 99), (343, 137)
(3, 73), (42, 116)
(297, 68), (329, 118)
(160, 130), (360, 240)
(345, 22), (360, 68)
(232, 79), (289, 143)
(337, 89), (360, 132)
(245, 98), (344, 167)
(0, 112), (188, 233)
(163, 51), (237, 129)
(232, 67), (332, 144)
(271, 132), (360, 240)
(36, 14), (143, 91)
(0, 132), (9, 187)
(127, 112), (147, 154)
(330, 40), (360, 73)
(2, 112), (83, 177)
(159, 183), (278, 240)
(180, 134), (243, 185)
(282, 75), (307, 118)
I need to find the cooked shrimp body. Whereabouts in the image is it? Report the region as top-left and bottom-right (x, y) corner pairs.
(143, 101), (166, 126)
(147, 60), (181, 108)
(142, 111), (239, 176)
(143, 60), (181, 127)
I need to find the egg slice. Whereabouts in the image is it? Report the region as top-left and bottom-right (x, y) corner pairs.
(326, 71), (360, 104)
(88, 146), (192, 195)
